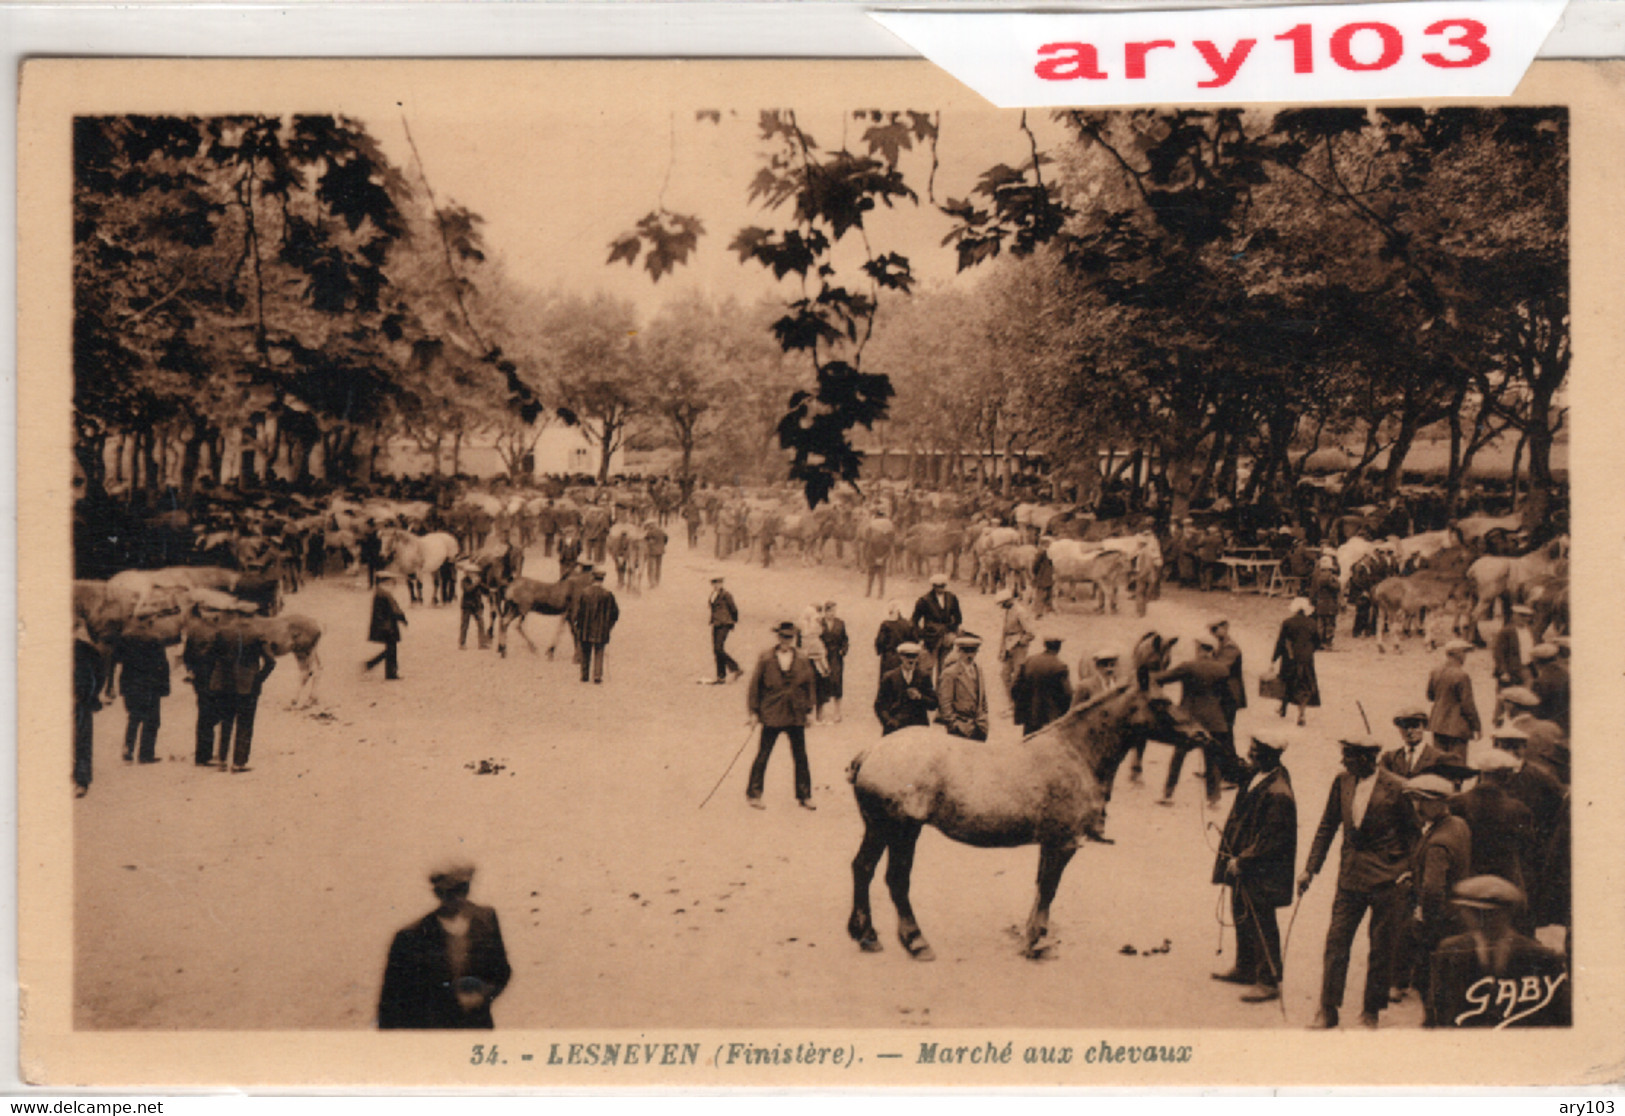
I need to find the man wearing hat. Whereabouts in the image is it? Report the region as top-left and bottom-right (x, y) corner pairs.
(570, 567), (620, 684)
(1427, 876), (1570, 1028)
(745, 621), (820, 808)
(1426, 640), (1481, 759)
(1155, 636), (1245, 808)
(1450, 749), (1537, 899)
(1380, 706), (1448, 780)
(707, 576), (741, 684)
(1396, 773), (1473, 1021)
(1347, 545), (1396, 640)
(1030, 539), (1056, 617)
(1488, 724), (1570, 935)
(206, 602), (278, 772)
(937, 633), (990, 741)
(875, 642), (937, 735)
(1300, 735), (1419, 1029)
(1196, 526), (1224, 592)
(1500, 686), (1568, 783)
(365, 571), (408, 681)
(1210, 618), (1247, 738)
(1012, 634), (1072, 736)
(1490, 603), (1535, 726)
(911, 574), (963, 681)
(1529, 643), (1569, 735)
(1212, 729), (1297, 1004)
(378, 861), (511, 1030)
(1309, 555), (1341, 649)
(997, 590), (1037, 698)
(458, 565), (491, 650)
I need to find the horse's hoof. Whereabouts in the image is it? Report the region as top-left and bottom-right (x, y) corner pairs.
(900, 931), (935, 961)
(859, 937), (884, 953)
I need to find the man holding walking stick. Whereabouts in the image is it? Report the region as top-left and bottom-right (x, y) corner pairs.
(1212, 728), (1298, 1006)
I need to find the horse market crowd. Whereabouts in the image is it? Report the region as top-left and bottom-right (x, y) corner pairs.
(71, 468), (1572, 1031)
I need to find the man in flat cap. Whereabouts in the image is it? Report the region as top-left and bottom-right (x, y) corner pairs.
(1155, 635), (1245, 808)
(1012, 634), (1072, 737)
(874, 642), (935, 736)
(378, 861), (511, 1030)
(1212, 729), (1297, 1004)
(570, 566), (620, 684)
(1528, 642), (1569, 734)
(1501, 685), (1568, 784)
(365, 570), (408, 681)
(1450, 749), (1537, 914)
(937, 633), (990, 741)
(1428, 876), (1570, 1028)
(745, 621), (819, 809)
(912, 573), (963, 682)
(1300, 735), (1419, 1029)
(1396, 773), (1473, 1021)
(1427, 639), (1481, 760)
(1488, 725), (1570, 938)
(1380, 706), (1448, 780)
(707, 575), (742, 684)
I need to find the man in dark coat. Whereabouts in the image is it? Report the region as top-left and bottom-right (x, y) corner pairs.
(1528, 643), (1569, 734)
(874, 642), (936, 735)
(1300, 736), (1420, 1029)
(1380, 706), (1450, 780)
(1450, 749), (1537, 900)
(1501, 686), (1568, 784)
(365, 572), (408, 680)
(1427, 639), (1481, 758)
(378, 862), (511, 1030)
(874, 601), (918, 679)
(1011, 635), (1072, 736)
(1348, 548), (1395, 639)
(458, 569), (490, 650)
(911, 574), (963, 680)
(570, 568), (620, 684)
(117, 628), (171, 764)
(1309, 557), (1341, 648)
(1397, 773), (1474, 1023)
(1030, 541), (1055, 617)
(707, 576), (741, 683)
(1155, 635), (1246, 807)
(73, 620), (103, 796)
(1490, 604), (1534, 726)
(745, 621), (819, 808)
(1487, 725), (1569, 932)
(1212, 729), (1297, 1003)
(1210, 618), (1247, 726)
(184, 614), (230, 766)
(1428, 876), (1570, 1028)
(1271, 599), (1321, 726)
(209, 606), (278, 772)
(643, 522), (668, 587)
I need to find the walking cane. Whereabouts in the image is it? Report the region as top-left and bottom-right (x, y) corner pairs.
(698, 724), (759, 810)
(1356, 701), (1373, 735)
(1278, 887), (1308, 1023)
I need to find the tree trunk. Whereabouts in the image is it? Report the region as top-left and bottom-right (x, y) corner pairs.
(452, 429), (464, 477)
(1379, 409), (1422, 497)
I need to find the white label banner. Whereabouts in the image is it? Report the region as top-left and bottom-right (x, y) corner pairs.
(870, 1), (1568, 107)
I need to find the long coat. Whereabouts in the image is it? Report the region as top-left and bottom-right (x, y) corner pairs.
(1304, 768), (1418, 893)
(746, 649), (817, 728)
(1011, 651), (1072, 735)
(572, 583), (620, 644)
(369, 588), (407, 644)
(1213, 765), (1298, 908)
(378, 904), (512, 1029)
(911, 590), (962, 653)
(1427, 660), (1481, 740)
(874, 666), (936, 735)
(873, 617), (917, 677)
(1271, 613), (1321, 706)
(117, 636), (172, 700)
(937, 657), (989, 740)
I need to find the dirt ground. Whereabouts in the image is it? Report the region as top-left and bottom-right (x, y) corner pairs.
(73, 534), (1512, 1032)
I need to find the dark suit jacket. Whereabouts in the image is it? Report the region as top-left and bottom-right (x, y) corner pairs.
(378, 904), (511, 1029)
(1214, 765), (1297, 907)
(1429, 932), (1570, 1028)
(874, 618), (918, 676)
(1012, 652), (1072, 735)
(369, 588), (407, 644)
(206, 629), (276, 697)
(1427, 660), (1481, 739)
(1380, 740), (1450, 779)
(1491, 625), (1530, 686)
(1305, 768), (1418, 892)
(911, 591), (962, 651)
(747, 649), (817, 727)
(708, 589), (738, 629)
(572, 584), (620, 643)
(1450, 784), (1535, 891)
(1155, 658), (1232, 735)
(1531, 661), (1569, 732)
(1412, 814), (1472, 929)
(117, 636), (171, 699)
(874, 667), (936, 734)
(1215, 637), (1247, 714)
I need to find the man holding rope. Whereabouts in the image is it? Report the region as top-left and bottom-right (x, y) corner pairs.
(1212, 728), (1297, 1006)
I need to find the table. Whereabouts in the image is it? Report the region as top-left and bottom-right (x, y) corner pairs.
(1217, 556), (1285, 595)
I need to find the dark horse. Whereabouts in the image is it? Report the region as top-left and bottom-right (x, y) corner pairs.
(846, 632), (1213, 960)
(496, 564), (593, 658)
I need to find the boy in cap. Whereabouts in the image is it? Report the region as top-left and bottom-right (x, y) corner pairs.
(1380, 706), (1448, 779)
(1011, 634), (1072, 736)
(1396, 773), (1473, 1020)
(1426, 640), (1481, 759)
(745, 621), (819, 809)
(707, 575), (741, 683)
(874, 642), (935, 735)
(1212, 729), (1297, 1004)
(1427, 877), (1570, 1027)
(378, 861), (511, 1029)
(937, 633), (990, 741)
(1300, 735), (1419, 1029)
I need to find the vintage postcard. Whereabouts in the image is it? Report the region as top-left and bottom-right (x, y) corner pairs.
(16, 57), (1625, 1088)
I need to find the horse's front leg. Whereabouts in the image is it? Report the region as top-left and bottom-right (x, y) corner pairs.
(885, 821), (934, 960)
(848, 817), (888, 953)
(1024, 842), (1078, 958)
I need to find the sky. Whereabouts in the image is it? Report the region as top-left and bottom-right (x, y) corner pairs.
(359, 65), (1073, 323)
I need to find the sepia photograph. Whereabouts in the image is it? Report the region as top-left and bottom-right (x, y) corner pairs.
(16, 58), (1625, 1087)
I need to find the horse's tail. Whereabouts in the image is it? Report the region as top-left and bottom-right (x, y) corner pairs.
(846, 747), (872, 785)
